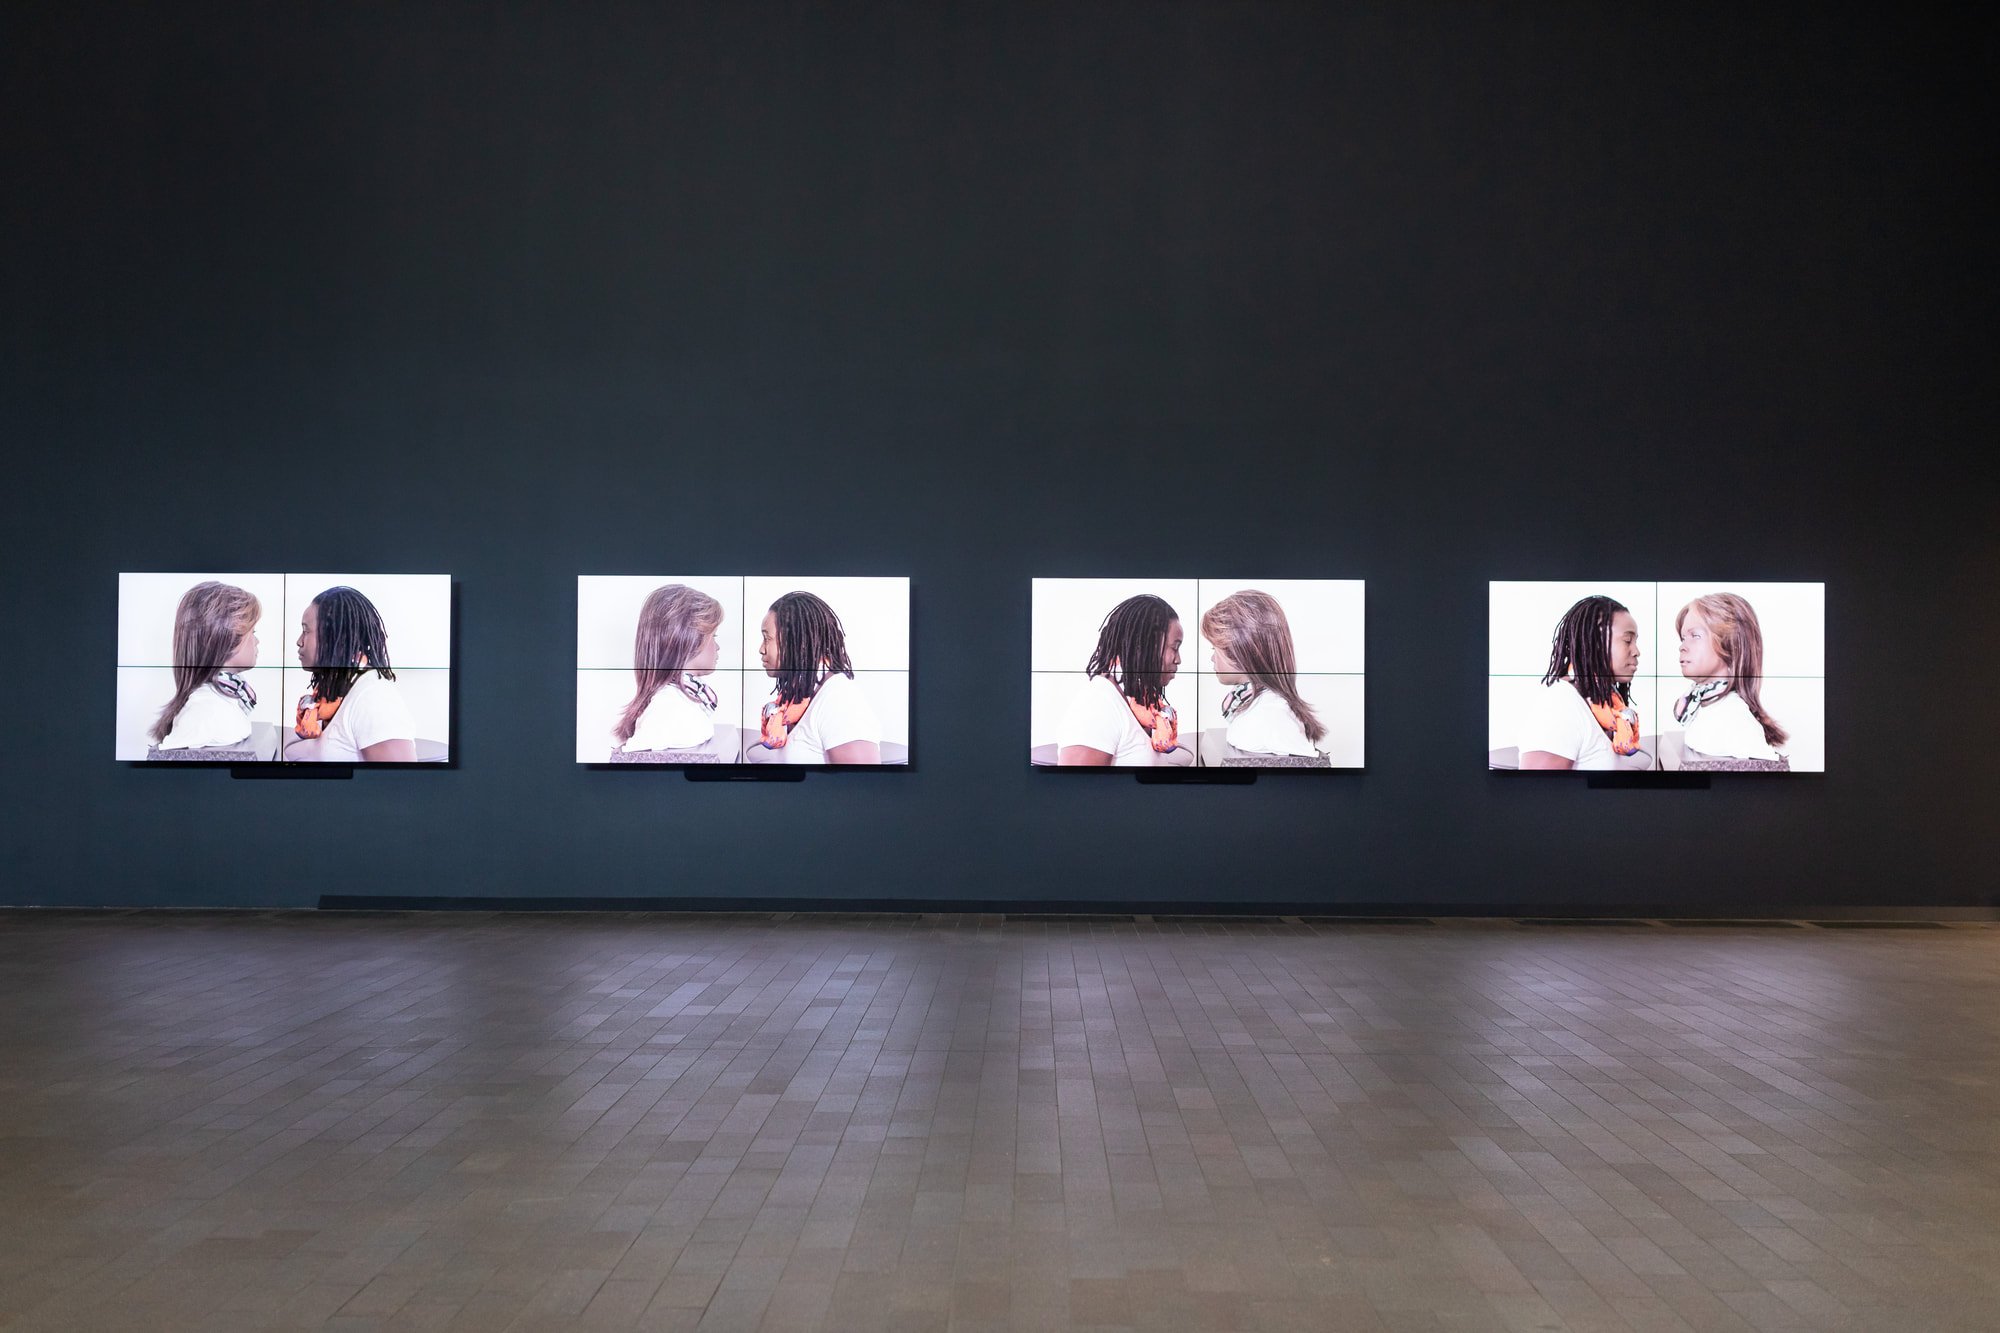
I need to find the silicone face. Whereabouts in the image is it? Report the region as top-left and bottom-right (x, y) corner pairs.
(1208, 637), (1246, 685)
(1678, 608), (1725, 681)
(687, 629), (720, 677)
(225, 626), (258, 671)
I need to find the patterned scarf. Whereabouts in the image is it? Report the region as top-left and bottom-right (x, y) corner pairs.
(1581, 682), (1642, 756)
(213, 672), (256, 712)
(295, 691), (338, 739)
(1126, 695), (1179, 753)
(1220, 681), (1254, 720)
(1674, 677), (1730, 725)
(760, 696), (810, 748)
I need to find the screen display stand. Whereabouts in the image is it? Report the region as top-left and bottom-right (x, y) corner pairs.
(1134, 769), (1256, 785)
(684, 768), (808, 782)
(1586, 773), (1711, 790)
(230, 764), (354, 780)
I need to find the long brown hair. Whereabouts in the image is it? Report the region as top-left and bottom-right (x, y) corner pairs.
(1199, 590), (1325, 745)
(615, 583), (724, 742)
(150, 581), (259, 742)
(1676, 592), (1788, 747)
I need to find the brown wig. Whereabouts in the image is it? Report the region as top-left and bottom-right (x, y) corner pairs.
(1676, 592), (1788, 747)
(615, 583), (724, 743)
(151, 581), (260, 742)
(1541, 595), (1631, 708)
(769, 591), (853, 707)
(306, 586), (395, 704)
(1085, 594), (1178, 710)
(1200, 590), (1326, 745)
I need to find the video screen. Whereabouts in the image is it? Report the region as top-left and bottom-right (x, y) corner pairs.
(116, 573), (453, 763)
(1031, 579), (1365, 769)
(577, 576), (910, 766)
(1488, 582), (1825, 772)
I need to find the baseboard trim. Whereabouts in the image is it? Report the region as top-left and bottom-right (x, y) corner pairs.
(5, 901), (1993, 924)
(298, 896), (2000, 922)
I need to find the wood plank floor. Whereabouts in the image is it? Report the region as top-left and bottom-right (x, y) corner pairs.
(1, 912), (1996, 1331)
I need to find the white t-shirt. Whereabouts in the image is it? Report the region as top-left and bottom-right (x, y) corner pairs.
(1519, 679), (1622, 771)
(1681, 690), (1782, 762)
(780, 671), (882, 764)
(158, 676), (254, 750)
(295, 670), (416, 762)
(1057, 674), (1159, 767)
(625, 684), (717, 752)
(1224, 689), (1320, 758)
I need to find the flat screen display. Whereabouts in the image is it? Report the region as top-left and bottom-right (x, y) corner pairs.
(116, 573), (453, 763)
(1488, 581), (1825, 772)
(577, 576), (910, 766)
(1031, 579), (1364, 768)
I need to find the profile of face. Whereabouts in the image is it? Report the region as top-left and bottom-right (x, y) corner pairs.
(296, 602), (319, 670)
(687, 627), (721, 677)
(225, 624), (259, 672)
(1207, 635), (1244, 685)
(758, 610), (779, 676)
(1678, 607), (1724, 681)
(1607, 610), (1640, 683)
(1160, 619), (1184, 685)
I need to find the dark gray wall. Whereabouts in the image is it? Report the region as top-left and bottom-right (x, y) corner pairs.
(5, 3), (1994, 911)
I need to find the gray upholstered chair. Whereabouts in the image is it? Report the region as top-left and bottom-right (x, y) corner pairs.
(1197, 728), (1331, 768)
(610, 724), (744, 764)
(145, 721), (282, 763)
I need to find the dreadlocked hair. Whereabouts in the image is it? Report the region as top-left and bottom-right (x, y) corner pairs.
(1540, 594), (1629, 708)
(615, 584), (724, 743)
(768, 591), (853, 707)
(150, 581), (260, 743)
(307, 586), (395, 703)
(1085, 594), (1179, 710)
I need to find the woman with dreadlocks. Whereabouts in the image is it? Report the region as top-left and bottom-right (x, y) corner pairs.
(755, 591), (882, 764)
(1671, 592), (1788, 767)
(288, 585), (417, 762)
(1519, 593), (1647, 770)
(612, 583), (726, 756)
(1199, 590), (1326, 759)
(1056, 593), (1189, 766)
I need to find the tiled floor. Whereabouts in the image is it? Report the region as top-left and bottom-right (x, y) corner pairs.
(1, 913), (1997, 1332)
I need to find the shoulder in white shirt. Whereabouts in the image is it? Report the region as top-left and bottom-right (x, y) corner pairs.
(1681, 690), (1782, 762)
(1519, 679), (1617, 770)
(298, 670), (416, 762)
(1057, 674), (1156, 767)
(1224, 689), (1319, 757)
(625, 684), (717, 752)
(783, 671), (883, 764)
(158, 677), (255, 750)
